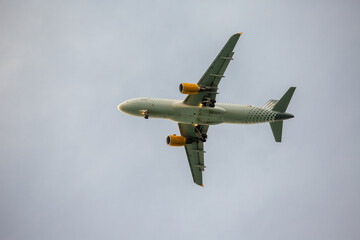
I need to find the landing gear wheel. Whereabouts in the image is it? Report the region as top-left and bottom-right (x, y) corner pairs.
(143, 110), (149, 119)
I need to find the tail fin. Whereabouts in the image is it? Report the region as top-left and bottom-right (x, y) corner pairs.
(269, 87), (296, 142)
(272, 87), (296, 113)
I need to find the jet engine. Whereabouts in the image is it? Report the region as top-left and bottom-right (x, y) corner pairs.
(179, 83), (200, 94)
(166, 135), (186, 147)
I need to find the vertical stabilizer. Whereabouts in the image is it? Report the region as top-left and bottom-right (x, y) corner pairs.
(270, 121), (283, 142)
(272, 87), (296, 113)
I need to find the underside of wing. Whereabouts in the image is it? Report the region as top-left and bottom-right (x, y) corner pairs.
(178, 123), (209, 186)
(184, 142), (205, 186)
(183, 33), (242, 106)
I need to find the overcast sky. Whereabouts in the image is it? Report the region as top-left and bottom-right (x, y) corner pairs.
(1, 1), (359, 239)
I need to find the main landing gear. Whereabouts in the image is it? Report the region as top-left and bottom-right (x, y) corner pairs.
(209, 99), (216, 108)
(195, 125), (208, 142)
(201, 98), (216, 108)
(201, 134), (207, 142)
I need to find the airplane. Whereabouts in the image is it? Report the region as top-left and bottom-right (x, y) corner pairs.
(118, 33), (296, 187)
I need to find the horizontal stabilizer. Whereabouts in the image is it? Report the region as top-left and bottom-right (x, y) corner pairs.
(270, 121), (283, 142)
(273, 87), (296, 113)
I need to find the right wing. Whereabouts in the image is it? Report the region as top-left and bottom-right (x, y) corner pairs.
(183, 33), (242, 106)
(178, 123), (209, 186)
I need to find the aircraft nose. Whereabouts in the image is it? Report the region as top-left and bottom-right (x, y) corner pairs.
(118, 101), (129, 113)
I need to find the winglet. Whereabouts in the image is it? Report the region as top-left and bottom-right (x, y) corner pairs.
(201, 185), (204, 187)
(237, 32), (243, 35)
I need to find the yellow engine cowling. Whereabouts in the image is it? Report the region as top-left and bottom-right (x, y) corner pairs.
(166, 135), (186, 147)
(179, 83), (200, 94)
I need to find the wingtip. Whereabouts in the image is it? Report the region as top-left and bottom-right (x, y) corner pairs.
(237, 32), (243, 35)
(201, 184), (204, 187)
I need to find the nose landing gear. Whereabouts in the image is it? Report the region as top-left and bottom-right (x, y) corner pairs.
(142, 110), (149, 119)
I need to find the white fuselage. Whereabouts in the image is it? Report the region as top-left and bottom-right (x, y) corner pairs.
(118, 98), (280, 125)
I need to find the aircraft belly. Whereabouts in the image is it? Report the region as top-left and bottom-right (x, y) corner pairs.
(170, 107), (199, 124)
(133, 99), (275, 125)
(170, 103), (227, 125)
(219, 104), (252, 124)
(148, 106), (176, 118)
(135, 100), (276, 124)
(220, 104), (277, 124)
(197, 107), (225, 125)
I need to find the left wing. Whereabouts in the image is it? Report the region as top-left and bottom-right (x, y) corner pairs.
(183, 33), (242, 106)
(178, 123), (209, 186)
